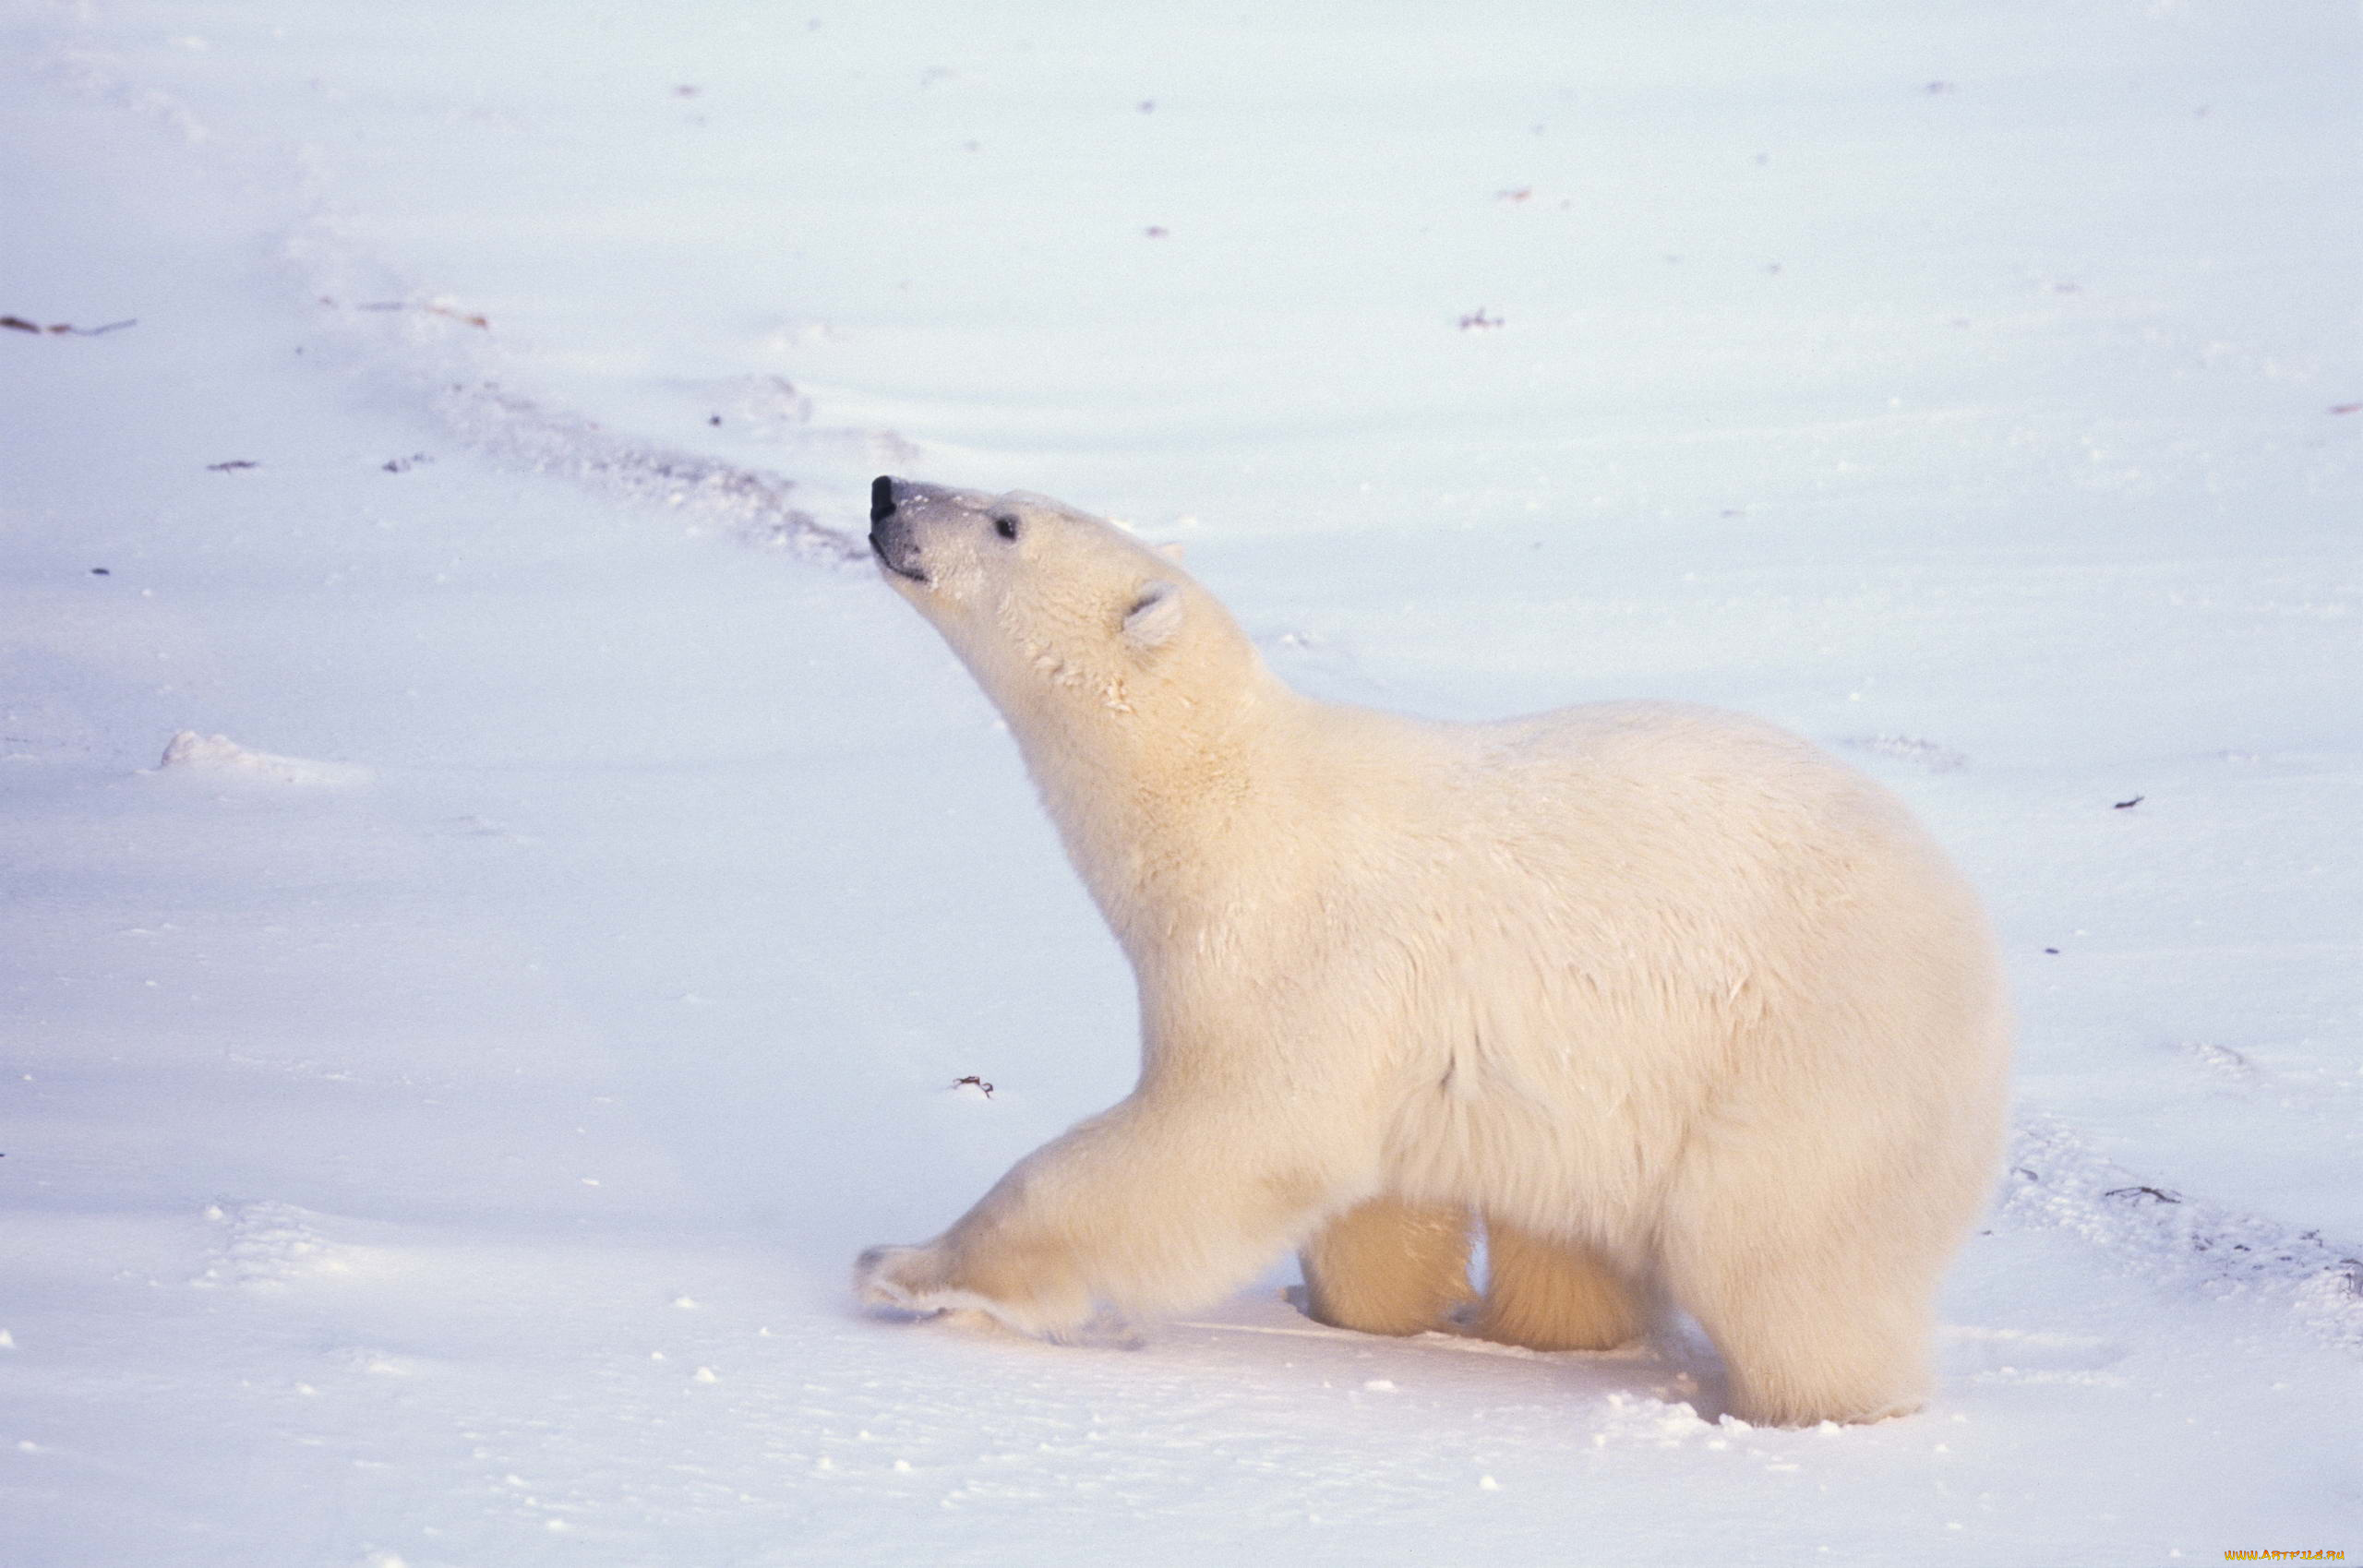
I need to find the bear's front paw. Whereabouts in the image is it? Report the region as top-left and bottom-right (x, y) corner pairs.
(854, 1243), (958, 1315)
(853, 1240), (1104, 1341)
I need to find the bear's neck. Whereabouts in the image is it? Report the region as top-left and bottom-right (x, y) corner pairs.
(1014, 671), (1313, 972)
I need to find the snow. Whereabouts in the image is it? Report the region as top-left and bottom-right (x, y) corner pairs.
(3, 0), (2357, 1562)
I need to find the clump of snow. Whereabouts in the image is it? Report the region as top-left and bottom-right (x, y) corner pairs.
(1589, 1392), (1721, 1449)
(193, 1202), (366, 1289)
(158, 731), (372, 786)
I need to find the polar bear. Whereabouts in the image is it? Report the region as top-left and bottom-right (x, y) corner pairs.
(855, 476), (2009, 1426)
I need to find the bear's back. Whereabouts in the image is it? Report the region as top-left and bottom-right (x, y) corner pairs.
(1366, 699), (1936, 935)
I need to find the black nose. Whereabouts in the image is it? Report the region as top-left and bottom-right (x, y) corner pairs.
(870, 474), (897, 524)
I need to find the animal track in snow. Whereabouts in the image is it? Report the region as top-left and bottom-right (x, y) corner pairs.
(432, 383), (864, 562)
(1940, 1324), (2130, 1387)
(2000, 1111), (2363, 1354)
(2176, 1040), (2356, 1117)
(1837, 735), (1968, 772)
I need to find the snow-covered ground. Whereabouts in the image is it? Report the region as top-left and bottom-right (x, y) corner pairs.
(3, 1), (2357, 1562)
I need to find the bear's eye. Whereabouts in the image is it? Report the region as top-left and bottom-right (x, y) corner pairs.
(992, 515), (1021, 542)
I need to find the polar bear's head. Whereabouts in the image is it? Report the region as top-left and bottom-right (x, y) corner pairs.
(869, 476), (1262, 737)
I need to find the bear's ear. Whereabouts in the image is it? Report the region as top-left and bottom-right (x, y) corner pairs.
(1121, 580), (1185, 653)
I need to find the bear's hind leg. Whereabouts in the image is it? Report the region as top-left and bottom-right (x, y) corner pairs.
(1472, 1220), (1645, 1351)
(1298, 1199), (1476, 1335)
(1679, 1263), (1934, 1427)
(1663, 1221), (1938, 1426)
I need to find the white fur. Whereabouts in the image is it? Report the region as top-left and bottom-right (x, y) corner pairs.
(856, 480), (2010, 1426)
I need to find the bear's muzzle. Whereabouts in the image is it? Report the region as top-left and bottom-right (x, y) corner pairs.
(869, 474), (929, 584)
